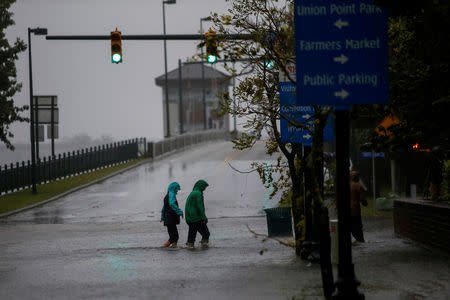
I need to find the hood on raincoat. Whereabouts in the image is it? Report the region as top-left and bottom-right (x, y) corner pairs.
(192, 179), (208, 192)
(168, 182), (181, 194)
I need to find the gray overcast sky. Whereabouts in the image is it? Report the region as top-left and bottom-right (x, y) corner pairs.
(6, 0), (232, 143)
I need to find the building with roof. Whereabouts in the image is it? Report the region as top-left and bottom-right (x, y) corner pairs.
(155, 63), (231, 136)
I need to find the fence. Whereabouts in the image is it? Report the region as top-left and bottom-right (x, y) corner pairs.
(147, 130), (230, 158)
(0, 139), (140, 195)
(0, 130), (230, 195)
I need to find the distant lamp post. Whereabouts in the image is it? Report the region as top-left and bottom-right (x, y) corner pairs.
(28, 27), (48, 194)
(200, 16), (211, 130)
(162, 0), (176, 138)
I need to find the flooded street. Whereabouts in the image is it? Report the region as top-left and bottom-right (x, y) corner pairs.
(5, 141), (279, 224)
(1, 141), (449, 299)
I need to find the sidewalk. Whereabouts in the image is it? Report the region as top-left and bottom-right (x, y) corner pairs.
(352, 215), (450, 299)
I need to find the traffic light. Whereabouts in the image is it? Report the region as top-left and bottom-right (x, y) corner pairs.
(265, 59), (274, 69)
(205, 28), (218, 64)
(111, 28), (122, 64)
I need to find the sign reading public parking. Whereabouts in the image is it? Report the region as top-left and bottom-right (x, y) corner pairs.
(294, 0), (388, 105)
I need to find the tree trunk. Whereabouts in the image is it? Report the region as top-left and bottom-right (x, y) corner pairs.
(288, 144), (305, 256)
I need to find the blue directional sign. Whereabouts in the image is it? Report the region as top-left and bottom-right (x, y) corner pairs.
(361, 152), (385, 158)
(280, 81), (314, 144)
(280, 81), (334, 144)
(294, 0), (388, 105)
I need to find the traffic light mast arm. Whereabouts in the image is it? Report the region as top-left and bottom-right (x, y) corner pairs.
(46, 34), (252, 40)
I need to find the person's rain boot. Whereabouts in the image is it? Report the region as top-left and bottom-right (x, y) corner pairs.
(186, 242), (195, 249)
(169, 242), (178, 248)
(200, 239), (209, 249)
(162, 240), (170, 248)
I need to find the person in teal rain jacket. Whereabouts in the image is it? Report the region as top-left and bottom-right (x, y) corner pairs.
(185, 180), (210, 249)
(161, 182), (183, 248)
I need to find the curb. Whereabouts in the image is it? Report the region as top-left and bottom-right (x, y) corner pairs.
(0, 158), (153, 219)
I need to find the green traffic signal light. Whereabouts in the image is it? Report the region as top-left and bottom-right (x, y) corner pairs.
(112, 53), (122, 63)
(207, 54), (217, 64)
(265, 60), (274, 69)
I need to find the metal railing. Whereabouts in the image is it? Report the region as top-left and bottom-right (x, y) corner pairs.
(0, 130), (230, 195)
(147, 130), (230, 158)
(0, 139), (140, 195)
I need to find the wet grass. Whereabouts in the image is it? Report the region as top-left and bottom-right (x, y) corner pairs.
(0, 159), (144, 215)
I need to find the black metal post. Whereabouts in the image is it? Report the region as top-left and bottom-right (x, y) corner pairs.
(27, 28), (37, 194)
(333, 109), (364, 299)
(51, 96), (55, 157)
(200, 18), (209, 131)
(35, 97), (40, 161)
(178, 59), (183, 134)
(162, 0), (175, 138)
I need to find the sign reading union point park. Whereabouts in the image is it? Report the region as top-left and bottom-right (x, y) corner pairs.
(294, 0), (388, 105)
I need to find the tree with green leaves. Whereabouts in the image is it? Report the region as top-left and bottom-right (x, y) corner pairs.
(205, 0), (331, 256)
(356, 1), (450, 199)
(0, 0), (27, 150)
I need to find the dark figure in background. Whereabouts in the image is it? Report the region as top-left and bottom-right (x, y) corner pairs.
(161, 182), (184, 248)
(185, 180), (210, 249)
(350, 171), (368, 243)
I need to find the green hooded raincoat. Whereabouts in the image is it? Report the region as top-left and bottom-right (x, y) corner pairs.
(185, 180), (209, 224)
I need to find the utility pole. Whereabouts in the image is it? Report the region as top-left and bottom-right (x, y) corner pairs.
(178, 59), (183, 134)
(28, 27), (48, 194)
(162, 0), (177, 138)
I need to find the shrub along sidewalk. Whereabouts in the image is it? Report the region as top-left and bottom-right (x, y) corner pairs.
(0, 158), (146, 216)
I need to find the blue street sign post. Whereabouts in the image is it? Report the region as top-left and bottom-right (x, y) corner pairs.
(295, 0), (388, 106)
(294, 1), (388, 299)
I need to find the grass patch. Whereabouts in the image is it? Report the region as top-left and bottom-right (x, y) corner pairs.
(0, 159), (144, 215)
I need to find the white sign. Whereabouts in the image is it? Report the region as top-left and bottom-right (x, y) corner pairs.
(33, 96), (58, 106)
(47, 125), (59, 139)
(35, 125), (44, 142)
(36, 108), (59, 124)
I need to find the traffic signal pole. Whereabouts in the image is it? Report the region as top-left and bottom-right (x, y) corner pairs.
(46, 33), (250, 136)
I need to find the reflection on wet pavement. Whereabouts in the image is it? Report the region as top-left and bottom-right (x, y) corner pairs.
(5, 141), (279, 224)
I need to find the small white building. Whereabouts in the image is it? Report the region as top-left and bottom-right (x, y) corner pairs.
(155, 63), (231, 136)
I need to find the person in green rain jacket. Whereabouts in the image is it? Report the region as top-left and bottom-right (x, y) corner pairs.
(185, 180), (210, 249)
(161, 182), (183, 248)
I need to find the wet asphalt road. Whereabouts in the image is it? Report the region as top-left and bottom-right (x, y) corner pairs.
(4, 141), (278, 224)
(1, 141), (449, 299)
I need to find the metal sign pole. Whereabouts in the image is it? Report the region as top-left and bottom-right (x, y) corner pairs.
(28, 29), (37, 194)
(333, 109), (363, 299)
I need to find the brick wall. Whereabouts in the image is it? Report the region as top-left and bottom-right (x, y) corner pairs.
(393, 199), (450, 252)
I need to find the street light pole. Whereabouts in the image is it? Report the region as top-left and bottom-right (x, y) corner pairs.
(200, 17), (210, 131)
(27, 27), (47, 195)
(162, 0), (176, 138)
